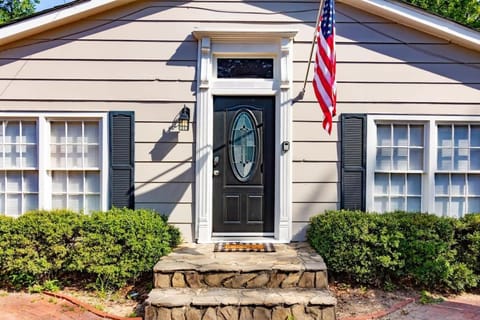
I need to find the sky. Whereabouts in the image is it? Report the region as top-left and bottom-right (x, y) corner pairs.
(36, 0), (73, 12)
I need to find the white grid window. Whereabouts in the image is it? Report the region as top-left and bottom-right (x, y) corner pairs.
(435, 124), (480, 217)
(50, 121), (101, 213)
(0, 114), (107, 217)
(0, 120), (38, 217)
(368, 116), (480, 218)
(374, 124), (424, 212)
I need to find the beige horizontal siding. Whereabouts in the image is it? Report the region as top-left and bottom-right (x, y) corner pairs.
(293, 122), (338, 142)
(295, 43), (480, 63)
(293, 104), (480, 122)
(0, 59), (197, 80)
(136, 203), (193, 223)
(0, 80), (197, 101)
(136, 162), (194, 183)
(292, 162), (339, 183)
(292, 182), (339, 203)
(136, 122), (194, 143)
(135, 182), (192, 203)
(135, 143), (194, 162)
(295, 82), (480, 104)
(293, 142), (338, 162)
(293, 203), (338, 221)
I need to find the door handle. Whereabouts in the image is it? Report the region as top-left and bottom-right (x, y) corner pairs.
(213, 170), (220, 176)
(213, 156), (220, 167)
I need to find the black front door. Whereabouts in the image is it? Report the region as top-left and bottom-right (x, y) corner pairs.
(213, 96), (275, 233)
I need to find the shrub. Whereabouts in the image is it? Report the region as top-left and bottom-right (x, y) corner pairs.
(307, 210), (478, 292)
(70, 208), (181, 290)
(0, 208), (180, 290)
(2, 210), (82, 288)
(456, 214), (480, 275)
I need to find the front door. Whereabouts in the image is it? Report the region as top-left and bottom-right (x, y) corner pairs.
(213, 96), (275, 233)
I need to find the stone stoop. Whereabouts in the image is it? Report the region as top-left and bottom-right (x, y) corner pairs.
(144, 242), (337, 320)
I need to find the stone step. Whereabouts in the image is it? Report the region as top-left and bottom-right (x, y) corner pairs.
(153, 243), (328, 289)
(145, 288), (337, 320)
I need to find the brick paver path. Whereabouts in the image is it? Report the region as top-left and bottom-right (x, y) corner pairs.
(380, 294), (480, 320)
(0, 292), (105, 320)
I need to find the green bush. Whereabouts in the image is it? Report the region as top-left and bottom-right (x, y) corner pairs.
(307, 210), (479, 292)
(2, 210), (82, 288)
(0, 208), (180, 290)
(70, 208), (181, 290)
(456, 214), (480, 275)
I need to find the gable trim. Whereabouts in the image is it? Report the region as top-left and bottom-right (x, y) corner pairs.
(0, 0), (136, 46)
(339, 0), (480, 52)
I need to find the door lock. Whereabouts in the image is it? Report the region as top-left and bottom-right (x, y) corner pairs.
(213, 170), (220, 176)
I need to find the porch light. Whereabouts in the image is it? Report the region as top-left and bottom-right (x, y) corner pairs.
(178, 105), (190, 131)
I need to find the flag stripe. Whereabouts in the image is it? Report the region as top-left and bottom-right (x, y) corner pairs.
(312, 0), (336, 134)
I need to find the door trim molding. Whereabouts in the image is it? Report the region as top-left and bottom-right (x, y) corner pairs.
(193, 29), (297, 243)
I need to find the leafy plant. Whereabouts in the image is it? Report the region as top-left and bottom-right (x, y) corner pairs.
(308, 210), (479, 292)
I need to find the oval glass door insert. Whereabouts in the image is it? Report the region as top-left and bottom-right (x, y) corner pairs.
(229, 111), (258, 182)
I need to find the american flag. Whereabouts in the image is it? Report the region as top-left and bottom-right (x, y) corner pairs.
(312, 0), (336, 135)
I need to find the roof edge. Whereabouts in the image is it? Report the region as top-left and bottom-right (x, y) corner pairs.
(339, 0), (480, 52)
(0, 0), (137, 46)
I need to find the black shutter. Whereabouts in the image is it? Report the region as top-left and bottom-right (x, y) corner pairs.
(109, 111), (134, 209)
(341, 114), (366, 211)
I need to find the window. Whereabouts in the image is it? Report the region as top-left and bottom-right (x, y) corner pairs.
(50, 121), (101, 213)
(217, 58), (274, 79)
(0, 120), (38, 216)
(0, 114), (108, 217)
(374, 124), (423, 212)
(365, 116), (480, 218)
(435, 124), (480, 216)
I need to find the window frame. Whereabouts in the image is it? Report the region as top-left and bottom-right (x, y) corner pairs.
(0, 112), (109, 215)
(366, 114), (480, 217)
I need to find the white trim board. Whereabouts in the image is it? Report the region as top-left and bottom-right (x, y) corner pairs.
(193, 29), (297, 243)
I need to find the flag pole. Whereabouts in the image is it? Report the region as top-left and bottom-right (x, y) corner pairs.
(293, 0), (326, 103)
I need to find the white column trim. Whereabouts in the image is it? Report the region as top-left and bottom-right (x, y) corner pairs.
(193, 29), (297, 243)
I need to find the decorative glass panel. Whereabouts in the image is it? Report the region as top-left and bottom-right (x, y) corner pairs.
(217, 58), (273, 79)
(229, 111), (258, 182)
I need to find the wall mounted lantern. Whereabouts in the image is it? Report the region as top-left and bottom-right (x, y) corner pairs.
(178, 105), (190, 131)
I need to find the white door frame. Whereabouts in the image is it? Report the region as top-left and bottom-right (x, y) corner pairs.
(192, 29), (297, 243)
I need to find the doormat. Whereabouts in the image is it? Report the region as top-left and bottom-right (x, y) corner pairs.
(214, 242), (275, 253)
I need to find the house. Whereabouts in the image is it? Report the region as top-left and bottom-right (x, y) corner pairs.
(0, 0), (478, 243)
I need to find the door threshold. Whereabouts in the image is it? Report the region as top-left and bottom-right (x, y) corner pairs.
(211, 232), (280, 243)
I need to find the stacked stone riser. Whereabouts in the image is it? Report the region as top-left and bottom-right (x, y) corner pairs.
(145, 243), (336, 320)
(146, 305), (336, 320)
(154, 270), (328, 290)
